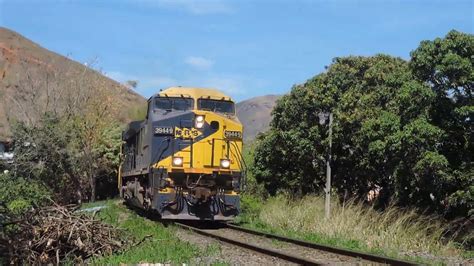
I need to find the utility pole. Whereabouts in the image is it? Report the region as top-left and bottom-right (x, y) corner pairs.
(325, 113), (333, 219)
(318, 111), (333, 219)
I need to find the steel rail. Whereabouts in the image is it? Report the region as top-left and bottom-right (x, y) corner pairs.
(224, 223), (416, 266)
(174, 222), (323, 265)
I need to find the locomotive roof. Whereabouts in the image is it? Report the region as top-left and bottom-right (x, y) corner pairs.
(155, 87), (233, 102)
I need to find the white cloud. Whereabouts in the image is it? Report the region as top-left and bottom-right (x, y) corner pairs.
(155, 0), (233, 15)
(185, 56), (214, 70)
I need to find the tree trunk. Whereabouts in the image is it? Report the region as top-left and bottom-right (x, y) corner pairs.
(77, 189), (82, 204)
(90, 174), (96, 202)
(88, 153), (96, 202)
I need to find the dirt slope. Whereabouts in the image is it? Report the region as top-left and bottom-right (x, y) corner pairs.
(236, 95), (281, 141)
(0, 27), (145, 140)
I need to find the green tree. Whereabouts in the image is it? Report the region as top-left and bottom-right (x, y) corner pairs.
(254, 31), (473, 218)
(90, 123), (122, 200)
(254, 54), (453, 213)
(410, 30), (473, 218)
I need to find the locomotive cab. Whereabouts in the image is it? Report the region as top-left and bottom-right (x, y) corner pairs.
(119, 87), (245, 220)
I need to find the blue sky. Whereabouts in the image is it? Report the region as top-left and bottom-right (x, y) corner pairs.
(0, 0), (472, 101)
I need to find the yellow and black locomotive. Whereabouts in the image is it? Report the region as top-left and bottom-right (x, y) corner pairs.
(118, 87), (245, 220)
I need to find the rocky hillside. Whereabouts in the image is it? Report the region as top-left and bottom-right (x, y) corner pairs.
(0, 27), (145, 140)
(236, 95), (281, 141)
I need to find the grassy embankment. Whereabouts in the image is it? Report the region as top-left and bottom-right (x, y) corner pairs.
(82, 200), (228, 265)
(236, 194), (471, 264)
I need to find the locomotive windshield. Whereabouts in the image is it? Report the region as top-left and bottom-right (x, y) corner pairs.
(155, 97), (194, 111)
(198, 99), (235, 114)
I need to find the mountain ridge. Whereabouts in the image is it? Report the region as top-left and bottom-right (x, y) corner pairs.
(236, 94), (281, 141)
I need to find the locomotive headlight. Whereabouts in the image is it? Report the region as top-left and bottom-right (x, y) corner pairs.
(196, 115), (204, 122)
(220, 159), (231, 169)
(195, 115), (205, 128)
(196, 121), (205, 128)
(172, 156), (183, 167)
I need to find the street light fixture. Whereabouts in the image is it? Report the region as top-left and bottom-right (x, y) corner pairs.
(318, 112), (333, 219)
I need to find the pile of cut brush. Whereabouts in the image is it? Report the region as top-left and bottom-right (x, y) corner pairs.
(0, 202), (129, 264)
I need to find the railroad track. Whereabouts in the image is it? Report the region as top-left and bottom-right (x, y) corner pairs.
(174, 222), (416, 265)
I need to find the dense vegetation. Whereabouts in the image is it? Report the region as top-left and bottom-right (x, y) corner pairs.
(253, 30), (473, 219)
(10, 116), (122, 204)
(0, 62), (127, 211)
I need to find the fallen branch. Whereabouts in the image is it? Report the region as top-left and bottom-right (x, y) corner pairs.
(1, 203), (130, 264)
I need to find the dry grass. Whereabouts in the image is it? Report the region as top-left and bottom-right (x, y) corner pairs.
(258, 195), (460, 257)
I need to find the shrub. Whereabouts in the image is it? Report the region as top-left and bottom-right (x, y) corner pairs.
(0, 173), (51, 214)
(11, 117), (80, 203)
(238, 194), (264, 224)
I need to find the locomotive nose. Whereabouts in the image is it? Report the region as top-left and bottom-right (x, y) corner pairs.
(188, 110), (242, 171)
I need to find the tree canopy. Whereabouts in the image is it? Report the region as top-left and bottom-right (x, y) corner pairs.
(253, 30), (473, 218)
